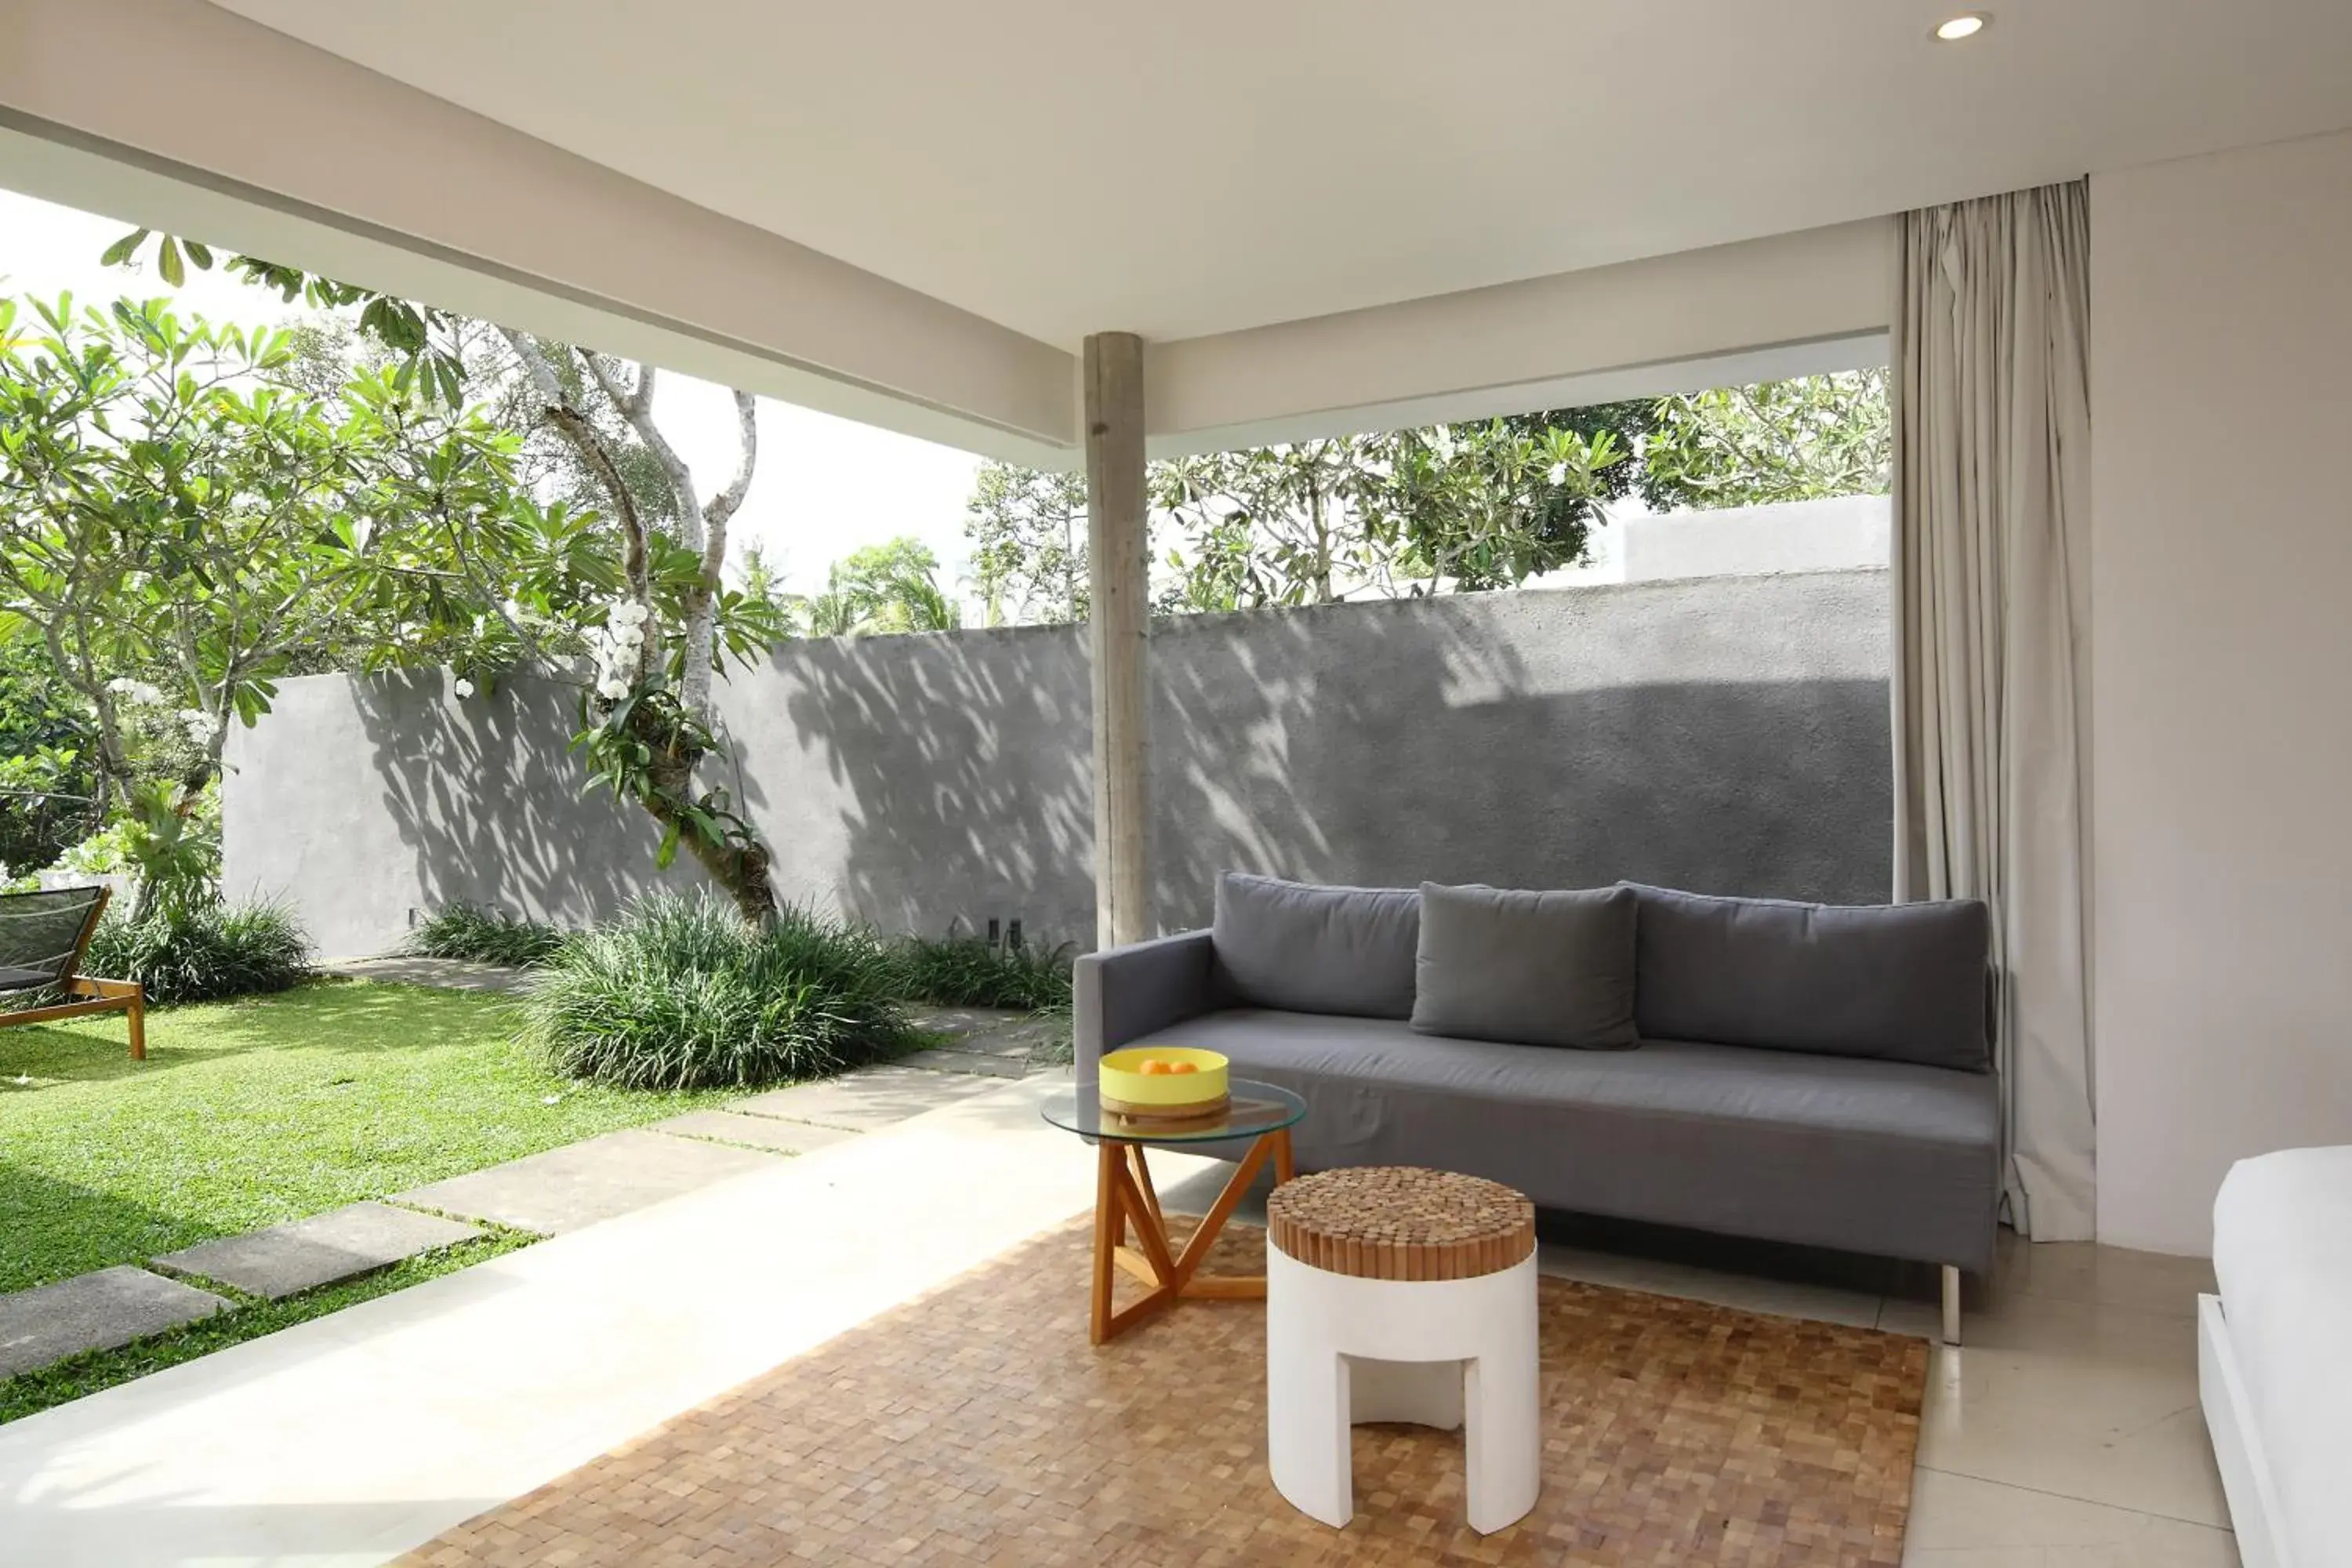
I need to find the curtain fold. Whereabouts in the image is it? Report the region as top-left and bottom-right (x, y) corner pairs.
(1892, 180), (2097, 1240)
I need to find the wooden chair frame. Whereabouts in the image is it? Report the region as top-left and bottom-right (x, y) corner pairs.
(0, 885), (147, 1059)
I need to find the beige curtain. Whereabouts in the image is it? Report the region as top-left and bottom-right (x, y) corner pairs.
(1892, 180), (2096, 1240)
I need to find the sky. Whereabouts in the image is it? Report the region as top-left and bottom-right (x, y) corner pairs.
(0, 187), (989, 601)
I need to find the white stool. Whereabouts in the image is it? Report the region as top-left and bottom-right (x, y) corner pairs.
(1264, 1167), (1541, 1535)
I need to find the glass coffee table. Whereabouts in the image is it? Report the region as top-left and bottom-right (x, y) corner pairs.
(1042, 1080), (1308, 1345)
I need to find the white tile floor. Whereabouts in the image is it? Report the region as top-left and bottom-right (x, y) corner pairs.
(0, 1077), (2239, 1566)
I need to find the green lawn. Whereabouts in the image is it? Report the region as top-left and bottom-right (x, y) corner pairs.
(0, 979), (728, 1294)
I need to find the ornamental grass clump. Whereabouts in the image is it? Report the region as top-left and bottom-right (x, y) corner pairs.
(522, 891), (919, 1090)
(84, 901), (313, 1006)
(890, 931), (1074, 1012)
(407, 903), (568, 968)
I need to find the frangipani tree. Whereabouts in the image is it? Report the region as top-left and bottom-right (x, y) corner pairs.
(98, 231), (794, 921)
(497, 335), (788, 920)
(0, 292), (596, 912)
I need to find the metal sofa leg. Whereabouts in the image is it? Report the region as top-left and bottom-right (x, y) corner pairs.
(1941, 1265), (1962, 1346)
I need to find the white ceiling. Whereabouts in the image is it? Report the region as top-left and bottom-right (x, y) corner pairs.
(205, 0), (2352, 350)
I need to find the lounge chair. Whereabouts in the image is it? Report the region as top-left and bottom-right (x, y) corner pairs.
(0, 885), (147, 1059)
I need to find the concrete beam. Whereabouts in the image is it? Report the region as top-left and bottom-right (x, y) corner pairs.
(1142, 219), (1897, 456)
(2, 0), (1896, 469)
(0, 0), (1077, 464)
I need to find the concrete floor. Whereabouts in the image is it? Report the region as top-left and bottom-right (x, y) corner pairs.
(0, 1076), (2237, 1567)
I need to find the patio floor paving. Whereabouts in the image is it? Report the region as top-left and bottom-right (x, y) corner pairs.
(892, 1046), (1033, 1077)
(648, 1108), (862, 1153)
(0, 1038), (1057, 1399)
(149, 1203), (483, 1301)
(390, 1127), (779, 1235)
(730, 1062), (1007, 1129)
(905, 1004), (1066, 1061)
(318, 956), (536, 994)
(0, 1075), (1129, 1567)
(0, 1268), (231, 1380)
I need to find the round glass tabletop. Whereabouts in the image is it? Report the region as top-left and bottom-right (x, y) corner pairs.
(1040, 1078), (1308, 1145)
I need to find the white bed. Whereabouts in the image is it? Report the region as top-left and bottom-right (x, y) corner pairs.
(2202, 1145), (2352, 1568)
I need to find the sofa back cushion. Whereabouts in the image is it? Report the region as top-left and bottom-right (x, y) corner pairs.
(1624, 883), (1992, 1071)
(1410, 882), (1639, 1049)
(1212, 872), (1419, 1019)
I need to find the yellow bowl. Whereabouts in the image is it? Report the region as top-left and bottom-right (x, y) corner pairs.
(1098, 1046), (1230, 1108)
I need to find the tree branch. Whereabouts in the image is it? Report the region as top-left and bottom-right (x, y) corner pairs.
(582, 352), (699, 547)
(701, 391), (757, 579)
(499, 328), (657, 675)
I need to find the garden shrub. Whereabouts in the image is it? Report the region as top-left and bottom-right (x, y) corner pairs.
(408, 902), (568, 967)
(83, 901), (313, 1006)
(891, 931), (1074, 1012)
(522, 891), (919, 1090)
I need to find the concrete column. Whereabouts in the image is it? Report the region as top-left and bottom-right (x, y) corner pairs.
(1083, 332), (1152, 948)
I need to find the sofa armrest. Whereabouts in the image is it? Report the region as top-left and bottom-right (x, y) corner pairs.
(1073, 929), (1218, 1081)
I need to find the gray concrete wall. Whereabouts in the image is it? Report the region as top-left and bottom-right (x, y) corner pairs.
(225, 570), (1892, 958)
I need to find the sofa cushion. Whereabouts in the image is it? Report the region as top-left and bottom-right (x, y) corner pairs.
(1210, 873), (1420, 1019)
(1624, 884), (1991, 1072)
(1151, 1007), (2002, 1274)
(1410, 882), (1637, 1049)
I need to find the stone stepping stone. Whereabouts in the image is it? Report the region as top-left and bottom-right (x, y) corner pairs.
(392, 1128), (778, 1236)
(151, 1202), (482, 1301)
(320, 956), (532, 995)
(0, 1266), (230, 1378)
(898, 1048), (1033, 1080)
(731, 1065), (1004, 1131)
(652, 1109), (861, 1154)
(907, 1006), (1062, 1059)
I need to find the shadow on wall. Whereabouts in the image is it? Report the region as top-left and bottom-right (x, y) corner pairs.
(1148, 594), (1890, 930)
(768, 627), (1098, 945)
(775, 573), (1893, 948)
(350, 668), (702, 935)
(230, 572), (1892, 958)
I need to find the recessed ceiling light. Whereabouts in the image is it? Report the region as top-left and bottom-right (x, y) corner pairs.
(1934, 13), (1989, 40)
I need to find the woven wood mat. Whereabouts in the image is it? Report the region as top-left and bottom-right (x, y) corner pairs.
(401, 1219), (1925, 1566)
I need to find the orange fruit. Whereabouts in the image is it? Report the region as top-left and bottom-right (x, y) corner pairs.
(1138, 1059), (1173, 1076)
(1167, 1061), (1200, 1075)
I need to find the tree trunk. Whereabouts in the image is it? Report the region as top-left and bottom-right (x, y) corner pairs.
(654, 792), (778, 922)
(630, 701), (779, 923)
(505, 333), (779, 922)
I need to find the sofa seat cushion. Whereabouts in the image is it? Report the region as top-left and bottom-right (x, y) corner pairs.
(1152, 1008), (2001, 1273)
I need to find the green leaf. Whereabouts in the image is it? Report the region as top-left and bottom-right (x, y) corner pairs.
(100, 228), (150, 268)
(157, 238), (186, 288)
(182, 240), (215, 270)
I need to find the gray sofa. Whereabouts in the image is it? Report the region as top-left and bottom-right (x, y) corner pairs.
(1075, 875), (1998, 1341)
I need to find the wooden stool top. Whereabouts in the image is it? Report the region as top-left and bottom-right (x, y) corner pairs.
(1268, 1166), (1535, 1281)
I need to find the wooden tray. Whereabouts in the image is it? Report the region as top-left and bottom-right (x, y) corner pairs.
(1100, 1090), (1231, 1122)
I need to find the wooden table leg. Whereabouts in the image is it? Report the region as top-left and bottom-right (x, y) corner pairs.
(1090, 1140), (1120, 1345)
(1091, 1127), (1293, 1342)
(1171, 1135), (1275, 1298)
(1127, 1144), (1165, 1235)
